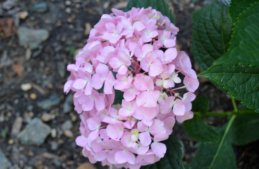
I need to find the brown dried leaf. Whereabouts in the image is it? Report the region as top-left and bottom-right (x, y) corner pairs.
(77, 163), (96, 169)
(11, 63), (22, 76)
(0, 17), (16, 38)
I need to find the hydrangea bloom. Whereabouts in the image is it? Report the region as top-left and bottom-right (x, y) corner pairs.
(64, 7), (199, 169)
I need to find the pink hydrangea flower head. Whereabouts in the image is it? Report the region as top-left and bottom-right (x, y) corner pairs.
(64, 7), (199, 169)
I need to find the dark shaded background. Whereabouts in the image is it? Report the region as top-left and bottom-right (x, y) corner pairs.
(0, 0), (258, 169)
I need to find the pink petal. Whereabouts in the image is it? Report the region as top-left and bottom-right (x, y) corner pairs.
(118, 65), (128, 75)
(149, 59), (163, 77)
(133, 21), (145, 31)
(151, 142), (166, 158)
(94, 151), (107, 161)
(164, 38), (176, 48)
(164, 116), (175, 135)
(184, 76), (199, 92)
(94, 95), (105, 111)
(160, 97), (174, 114)
(176, 111), (194, 123)
(73, 79), (87, 90)
(91, 74), (104, 90)
(96, 63), (109, 76)
(109, 57), (122, 69)
(115, 150), (135, 164)
(89, 130), (99, 141)
(139, 132), (151, 146)
(87, 118), (100, 130)
(165, 48), (177, 62)
(135, 144), (149, 155)
(183, 92), (196, 102)
(75, 136), (87, 147)
(64, 80), (73, 93)
(82, 97), (94, 111)
(173, 99), (185, 116)
(106, 124), (124, 141)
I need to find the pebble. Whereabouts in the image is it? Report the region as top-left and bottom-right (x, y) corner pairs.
(31, 2), (48, 13)
(8, 139), (14, 145)
(51, 142), (58, 151)
(54, 159), (62, 167)
(77, 163), (96, 169)
(62, 120), (72, 131)
(19, 11), (29, 19)
(30, 93), (37, 100)
(65, 1), (71, 5)
(84, 22), (92, 35)
(11, 117), (23, 137)
(65, 8), (71, 14)
(63, 93), (73, 113)
(51, 129), (57, 138)
(41, 113), (54, 122)
(21, 83), (32, 91)
(57, 62), (65, 78)
(0, 149), (12, 169)
(64, 130), (73, 138)
(37, 94), (60, 110)
(18, 118), (51, 146)
(70, 113), (77, 122)
(17, 27), (49, 50)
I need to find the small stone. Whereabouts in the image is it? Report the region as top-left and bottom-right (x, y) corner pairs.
(57, 62), (65, 78)
(65, 1), (71, 5)
(0, 114), (4, 122)
(17, 27), (49, 50)
(84, 22), (92, 35)
(0, 149), (12, 169)
(31, 2), (48, 13)
(77, 162), (96, 169)
(19, 11), (29, 19)
(11, 117), (23, 137)
(54, 159), (62, 167)
(51, 142), (58, 150)
(65, 8), (71, 14)
(64, 130), (73, 138)
(30, 93), (37, 100)
(63, 93), (73, 113)
(18, 118), (51, 146)
(37, 95), (60, 110)
(8, 139), (14, 145)
(51, 129), (57, 138)
(41, 113), (54, 122)
(62, 120), (72, 131)
(70, 113), (77, 122)
(21, 83), (32, 91)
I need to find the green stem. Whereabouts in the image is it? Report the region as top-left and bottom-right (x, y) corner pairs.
(205, 110), (255, 117)
(231, 96), (238, 113)
(209, 115), (236, 168)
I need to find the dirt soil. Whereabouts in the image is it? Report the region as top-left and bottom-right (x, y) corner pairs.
(0, 0), (258, 169)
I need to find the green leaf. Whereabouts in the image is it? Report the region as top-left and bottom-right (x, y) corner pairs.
(216, 2), (259, 66)
(192, 96), (210, 117)
(124, 0), (175, 24)
(183, 96), (220, 143)
(186, 116), (237, 169)
(199, 63), (259, 112)
(229, 114), (259, 146)
(183, 116), (220, 143)
(186, 138), (237, 169)
(229, 0), (258, 24)
(141, 135), (184, 169)
(192, 1), (232, 71)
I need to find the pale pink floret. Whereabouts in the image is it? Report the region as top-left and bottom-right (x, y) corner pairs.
(91, 63), (115, 94)
(64, 7), (199, 169)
